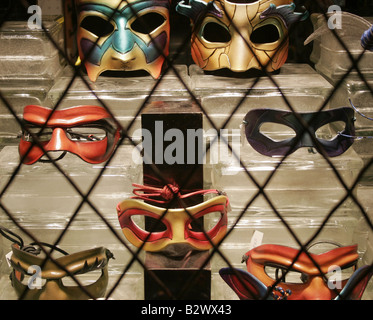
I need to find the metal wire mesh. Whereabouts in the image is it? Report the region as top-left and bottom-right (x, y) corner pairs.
(0, 0), (372, 300)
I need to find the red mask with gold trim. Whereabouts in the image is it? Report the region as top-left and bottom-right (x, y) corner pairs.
(117, 185), (229, 251)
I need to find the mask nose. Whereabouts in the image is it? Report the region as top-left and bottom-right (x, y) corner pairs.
(170, 218), (188, 244)
(219, 1), (258, 71)
(39, 280), (69, 300)
(300, 277), (334, 300)
(112, 17), (135, 54)
(229, 33), (255, 71)
(299, 131), (315, 147)
(47, 128), (68, 151)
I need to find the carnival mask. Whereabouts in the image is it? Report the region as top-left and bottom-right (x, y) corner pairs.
(19, 105), (121, 164)
(76, 0), (170, 81)
(117, 185), (229, 251)
(243, 107), (355, 157)
(6, 239), (114, 300)
(176, 0), (307, 72)
(219, 244), (373, 300)
(10, 245), (113, 300)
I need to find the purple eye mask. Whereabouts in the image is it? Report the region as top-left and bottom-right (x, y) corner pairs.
(243, 107), (355, 157)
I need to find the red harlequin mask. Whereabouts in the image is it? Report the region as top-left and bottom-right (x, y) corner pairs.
(244, 244), (367, 300)
(220, 244), (373, 300)
(117, 185), (229, 251)
(19, 105), (121, 164)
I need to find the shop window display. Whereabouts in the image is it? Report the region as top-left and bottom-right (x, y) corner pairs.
(0, 0), (371, 303)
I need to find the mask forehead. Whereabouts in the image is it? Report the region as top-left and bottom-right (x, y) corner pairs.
(77, 0), (137, 7)
(23, 105), (114, 127)
(247, 244), (359, 275)
(214, 0), (298, 27)
(10, 244), (112, 279)
(76, 0), (170, 81)
(221, 0), (260, 22)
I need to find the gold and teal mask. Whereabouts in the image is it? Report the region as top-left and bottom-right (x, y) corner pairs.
(76, 0), (170, 81)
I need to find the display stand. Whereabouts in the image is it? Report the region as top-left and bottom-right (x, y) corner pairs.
(308, 13), (373, 162)
(307, 14), (373, 279)
(308, 13), (373, 84)
(144, 250), (211, 300)
(0, 17), (65, 144)
(141, 101), (211, 299)
(0, 17), (65, 83)
(0, 7), (372, 298)
(46, 65), (191, 140)
(190, 63), (333, 131)
(331, 78), (373, 165)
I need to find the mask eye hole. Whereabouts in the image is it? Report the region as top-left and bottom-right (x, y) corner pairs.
(131, 215), (168, 232)
(66, 127), (107, 142)
(131, 13), (166, 34)
(61, 271), (103, 287)
(17, 270), (47, 287)
(202, 22), (231, 43)
(325, 264), (356, 283)
(259, 122), (296, 142)
(251, 24), (280, 44)
(202, 211), (224, 232)
(80, 16), (114, 37)
(23, 126), (53, 142)
(265, 265), (308, 284)
(316, 121), (347, 140)
(187, 211), (224, 233)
